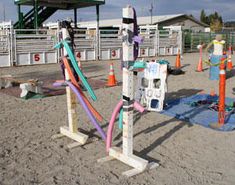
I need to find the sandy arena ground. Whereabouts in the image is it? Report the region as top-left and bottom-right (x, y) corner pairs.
(0, 53), (235, 185)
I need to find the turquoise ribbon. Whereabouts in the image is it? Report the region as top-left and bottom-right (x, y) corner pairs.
(54, 40), (97, 101)
(118, 108), (123, 129)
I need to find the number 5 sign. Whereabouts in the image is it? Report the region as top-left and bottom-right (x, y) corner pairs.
(34, 53), (41, 62)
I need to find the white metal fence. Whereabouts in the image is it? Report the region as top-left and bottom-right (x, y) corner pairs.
(0, 28), (183, 67)
(139, 33), (156, 57)
(74, 29), (96, 61)
(14, 29), (58, 66)
(99, 30), (121, 60)
(0, 30), (11, 67)
(157, 30), (183, 55)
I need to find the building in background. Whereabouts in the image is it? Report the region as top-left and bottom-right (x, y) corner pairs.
(44, 14), (208, 32)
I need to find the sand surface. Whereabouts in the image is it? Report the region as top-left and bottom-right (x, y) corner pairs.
(0, 53), (235, 185)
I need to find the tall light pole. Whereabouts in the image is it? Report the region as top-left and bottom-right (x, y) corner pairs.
(149, 2), (153, 25)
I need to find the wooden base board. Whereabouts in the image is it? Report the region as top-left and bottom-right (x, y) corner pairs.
(98, 147), (159, 177)
(60, 126), (88, 144)
(51, 133), (64, 139)
(122, 162), (159, 177)
(51, 126), (89, 148)
(67, 137), (99, 149)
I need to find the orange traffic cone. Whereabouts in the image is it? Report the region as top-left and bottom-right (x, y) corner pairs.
(196, 58), (203, 72)
(227, 54), (233, 70)
(229, 45), (233, 55)
(175, 49), (181, 68)
(210, 89), (216, 96)
(106, 63), (117, 87)
(76, 52), (82, 71)
(78, 58), (82, 71)
(196, 46), (203, 72)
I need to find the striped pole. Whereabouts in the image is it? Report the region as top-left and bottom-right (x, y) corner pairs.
(218, 61), (226, 125)
(210, 58), (226, 129)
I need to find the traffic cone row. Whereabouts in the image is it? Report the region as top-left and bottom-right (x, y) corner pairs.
(106, 63), (117, 87)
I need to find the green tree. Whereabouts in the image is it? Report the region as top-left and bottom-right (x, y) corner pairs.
(200, 10), (207, 23)
(210, 19), (223, 32)
(199, 10), (223, 32)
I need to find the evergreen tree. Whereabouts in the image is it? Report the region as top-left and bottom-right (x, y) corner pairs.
(200, 10), (206, 23)
(199, 10), (223, 32)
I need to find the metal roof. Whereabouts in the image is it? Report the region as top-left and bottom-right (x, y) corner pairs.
(44, 14), (208, 29)
(14, 0), (105, 9)
(76, 14), (187, 28)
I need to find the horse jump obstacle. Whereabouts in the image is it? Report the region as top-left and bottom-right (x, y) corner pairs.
(98, 6), (158, 177)
(52, 22), (106, 148)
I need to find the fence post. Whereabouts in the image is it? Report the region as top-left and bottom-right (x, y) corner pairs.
(14, 30), (17, 66)
(96, 5), (100, 61)
(179, 30), (183, 55)
(156, 30), (159, 56)
(190, 32), (193, 52)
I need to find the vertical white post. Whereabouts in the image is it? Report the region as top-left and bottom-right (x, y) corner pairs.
(96, 5), (100, 61)
(98, 6), (158, 176)
(28, 53), (31, 65)
(65, 69), (78, 133)
(43, 52), (46, 64)
(8, 30), (12, 66)
(52, 27), (88, 147)
(179, 30), (183, 55)
(14, 30), (17, 65)
(61, 27), (79, 135)
(122, 6), (134, 156)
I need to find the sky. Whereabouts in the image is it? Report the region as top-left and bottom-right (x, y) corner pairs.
(0, 0), (234, 23)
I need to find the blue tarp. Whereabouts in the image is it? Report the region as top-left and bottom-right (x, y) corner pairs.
(161, 94), (235, 131)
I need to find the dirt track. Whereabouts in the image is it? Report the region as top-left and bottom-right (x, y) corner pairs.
(0, 53), (235, 185)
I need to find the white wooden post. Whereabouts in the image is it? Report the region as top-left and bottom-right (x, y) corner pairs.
(98, 6), (158, 177)
(52, 27), (88, 148)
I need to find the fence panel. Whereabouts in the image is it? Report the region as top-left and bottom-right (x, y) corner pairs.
(187, 32), (211, 52)
(99, 30), (122, 60)
(184, 32), (235, 53)
(73, 29), (96, 61)
(139, 33), (156, 57)
(158, 30), (182, 55)
(99, 30), (157, 60)
(14, 29), (58, 66)
(0, 30), (11, 67)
